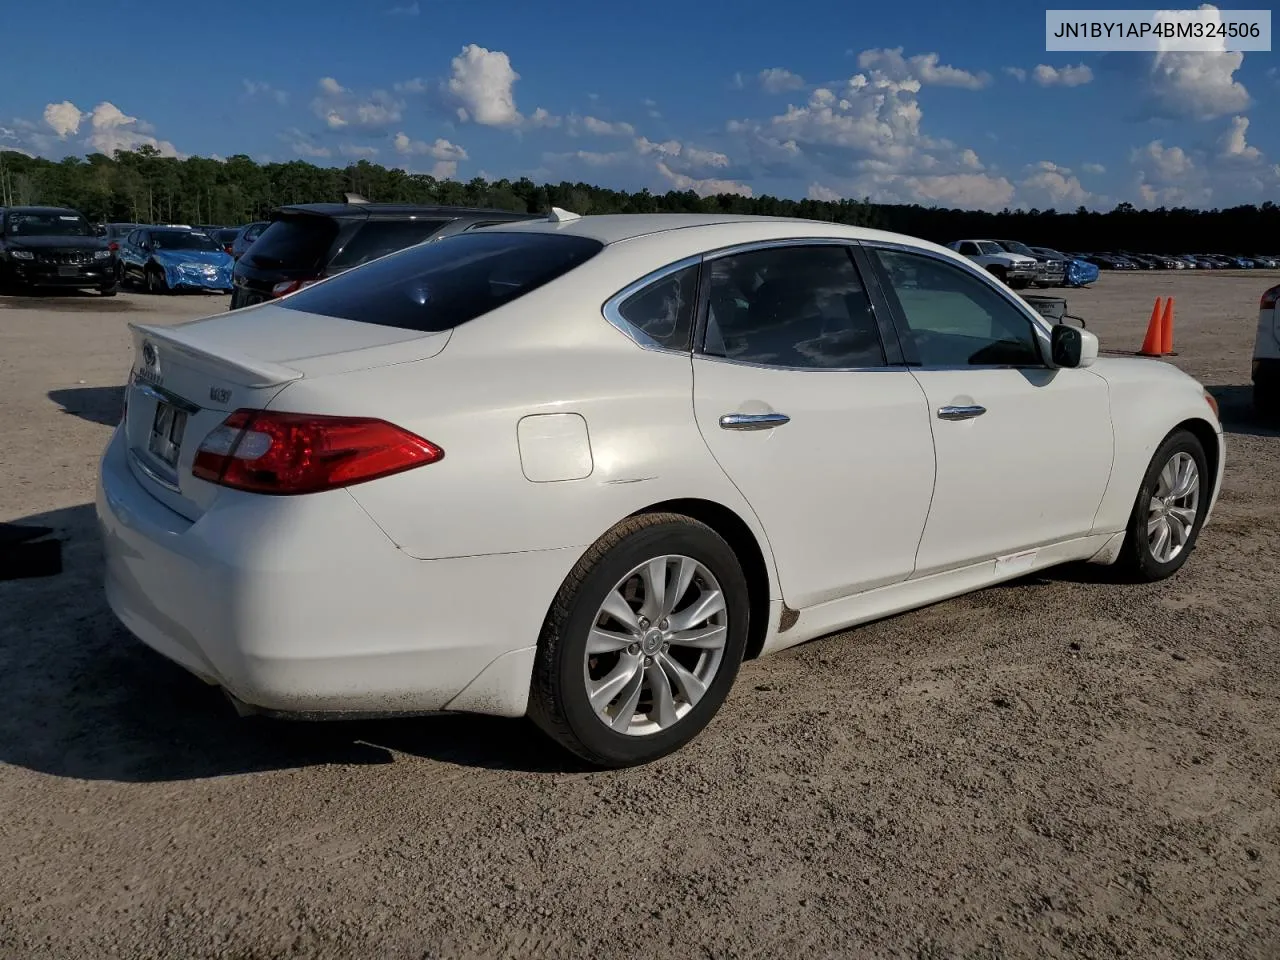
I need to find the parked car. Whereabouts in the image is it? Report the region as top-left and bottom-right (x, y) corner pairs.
(206, 227), (241, 256)
(96, 212), (1226, 767)
(0, 205), (117, 296)
(1033, 248), (1100, 288)
(993, 239), (1064, 288)
(1255, 283), (1280, 417)
(229, 221), (269, 260)
(118, 225), (235, 294)
(946, 239), (1039, 288)
(229, 203), (538, 309)
(102, 222), (142, 253)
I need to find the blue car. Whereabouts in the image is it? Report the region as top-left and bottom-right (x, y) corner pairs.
(118, 226), (234, 294)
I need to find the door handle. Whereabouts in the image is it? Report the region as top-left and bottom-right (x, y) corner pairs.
(719, 412), (790, 430)
(937, 404), (986, 421)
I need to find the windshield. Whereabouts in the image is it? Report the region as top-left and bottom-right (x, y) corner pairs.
(5, 213), (93, 237)
(152, 230), (220, 251)
(975, 241), (1004, 255)
(1033, 247), (1065, 259)
(996, 240), (1036, 256)
(280, 231), (603, 332)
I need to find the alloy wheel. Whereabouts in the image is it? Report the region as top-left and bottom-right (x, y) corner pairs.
(1147, 451), (1200, 563)
(583, 555), (728, 737)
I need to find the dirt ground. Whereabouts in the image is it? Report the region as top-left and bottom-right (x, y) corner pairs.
(1, 272), (1278, 959)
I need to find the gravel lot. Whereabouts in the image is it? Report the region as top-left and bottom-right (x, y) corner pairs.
(1, 273), (1278, 959)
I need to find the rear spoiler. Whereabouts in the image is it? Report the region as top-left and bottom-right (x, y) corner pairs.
(129, 322), (305, 389)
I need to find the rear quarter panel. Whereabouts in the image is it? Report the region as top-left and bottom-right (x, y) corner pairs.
(1088, 358), (1224, 533)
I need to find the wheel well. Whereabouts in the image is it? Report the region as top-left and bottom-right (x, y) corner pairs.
(630, 498), (773, 661)
(1175, 417), (1220, 495)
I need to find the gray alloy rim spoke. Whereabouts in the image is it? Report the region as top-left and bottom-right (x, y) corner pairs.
(583, 553), (729, 737)
(1146, 451), (1200, 564)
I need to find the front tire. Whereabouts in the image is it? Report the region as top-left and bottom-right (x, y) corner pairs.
(1115, 429), (1209, 582)
(99, 283), (118, 297)
(146, 266), (168, 295)
(528, 513), (750, 768)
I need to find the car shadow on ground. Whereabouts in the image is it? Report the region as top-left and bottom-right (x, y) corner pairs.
(1208, 385), (1280, 438)
(0, 502), (582, 784)
(48, 386), (126, 427)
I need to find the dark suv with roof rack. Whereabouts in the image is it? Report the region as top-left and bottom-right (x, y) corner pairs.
(229, 202), (538, 309)
(0, 205), (118, 296)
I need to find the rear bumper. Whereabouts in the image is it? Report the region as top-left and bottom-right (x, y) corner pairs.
(95, 427), (578, 718)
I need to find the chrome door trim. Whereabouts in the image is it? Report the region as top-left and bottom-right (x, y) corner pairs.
(719, 412), (791, 430)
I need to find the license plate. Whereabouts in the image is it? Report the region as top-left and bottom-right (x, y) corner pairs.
(148, 401), (188, 469)
(57, 265), (80, 277)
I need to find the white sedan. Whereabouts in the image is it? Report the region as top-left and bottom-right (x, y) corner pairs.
(96, 212), (1226, 767)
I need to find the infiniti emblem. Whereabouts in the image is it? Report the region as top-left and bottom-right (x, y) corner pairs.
(142, 342), (158, 367)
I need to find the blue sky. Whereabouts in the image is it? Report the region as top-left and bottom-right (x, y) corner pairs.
(1, 0), (1275, 210)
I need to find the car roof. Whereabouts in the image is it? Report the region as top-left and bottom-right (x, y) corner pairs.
(485, 212), (954, 252)
(272, 202), (538, 221)
(3, 206), (84, 216)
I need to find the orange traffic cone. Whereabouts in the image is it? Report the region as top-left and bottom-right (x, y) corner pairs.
(1139, 297), (1164, 356)
(1159, 297), (1175, 355)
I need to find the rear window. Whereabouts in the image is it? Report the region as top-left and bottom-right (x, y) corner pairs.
(246, 215), (341, 270)
(279, 231), (604, 332)
(328, 218), (450, 269)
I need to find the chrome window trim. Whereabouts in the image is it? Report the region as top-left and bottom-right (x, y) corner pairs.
(700, 235), (858, 261)
(601, 254), (702, 355)
(860, 239), (1055, 368)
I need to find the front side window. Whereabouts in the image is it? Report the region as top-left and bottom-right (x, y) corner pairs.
(701, 245), (886, 369)
(873, 248), (1043, 367)
(613, 264), (699, 352)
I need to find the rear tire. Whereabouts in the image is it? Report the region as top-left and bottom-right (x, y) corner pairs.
(1115, 429), (1209, 582)
(986, 265), (1008, 285)
(98, 283), (118, 297)
(528, 513), (750, 768)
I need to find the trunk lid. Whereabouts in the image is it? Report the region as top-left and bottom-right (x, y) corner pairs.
(122, 306), (450, 519)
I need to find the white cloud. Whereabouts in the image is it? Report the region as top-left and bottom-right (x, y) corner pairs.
(643, 98), (661, 118)
(581, 116), (635, 137)
(1218, 115), (1261, 162)
(392, 132), (468, 163)
(388, 1), (419, 14)
(683, 145), (730, 168)
(759, 68), (805, 93)
(958, 148), (983, 170)
(82, 102), (179, 157)
(730, 72), (745, 90)
(1032, 63), (1093, 87)
(808, 183), (842, 202)
(393, 77), (429, 94)
(527, 107), (561, 128)
(656, 161), (753, 198)
(448, 44), (522, 127)
(311, 77), (403, 131)
(544, 149), (631, 168)
(1133, 139), (1194, 180)
(242, 80), (289, 105)
(1018, 161), (1092, 208)
(1082, 162), (1106, 174)
(43, 101), (82, 138)
(339, 143), (379, 158)
(1144, 5), (1249, 119)
(284, 128), (330, 158)
(1003, 67), (1027, 82)
(857, 47), (991, 90)
(634, 136), (682, 159)
(632, 137), (728, 170)
(430, 161), (458, 179)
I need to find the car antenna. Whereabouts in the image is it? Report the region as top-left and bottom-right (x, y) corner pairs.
(546, 206), (581, 222)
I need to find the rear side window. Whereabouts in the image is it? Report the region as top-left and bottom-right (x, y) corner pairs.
(614, 265), (699, 352)
(329, 219), (450, 269)
(279, 231), (604, 332)
(246, 216), (340, 270)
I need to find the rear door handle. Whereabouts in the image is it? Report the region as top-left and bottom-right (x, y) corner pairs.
(937, 404), (986, 421)
(719, 412), (790, 430)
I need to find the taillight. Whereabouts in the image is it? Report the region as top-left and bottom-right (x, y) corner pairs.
(1261, 285), (1280, 310)
(192, 409), (443, 495)
(108, 241), (118, 252)
(1204, 389), (1219, 419)
(271, 278), (319, 298)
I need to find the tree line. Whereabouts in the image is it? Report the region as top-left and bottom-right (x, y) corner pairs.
(1, 145), (1277, 253)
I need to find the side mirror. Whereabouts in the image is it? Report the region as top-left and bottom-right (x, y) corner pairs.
(1051, 324), (1099, 368)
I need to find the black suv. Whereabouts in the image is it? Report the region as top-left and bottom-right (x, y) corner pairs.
(229, 203), (537, 309)
(0, 206), (118, 296)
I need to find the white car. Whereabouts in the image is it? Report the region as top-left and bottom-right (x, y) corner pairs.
(96, 213), (1226, 767)
(947, 239), (1040, 289)
(1255, 283), (1279, 416)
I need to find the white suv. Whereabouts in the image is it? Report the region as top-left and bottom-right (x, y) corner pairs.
(1255, 283), (1280, 416)
(948, 239), (1039, 289)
